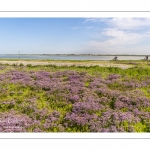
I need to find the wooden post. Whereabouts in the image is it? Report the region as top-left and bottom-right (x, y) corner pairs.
(19, 51), (20, 60)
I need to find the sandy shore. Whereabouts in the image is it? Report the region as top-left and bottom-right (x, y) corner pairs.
(0, 60), (133, 69)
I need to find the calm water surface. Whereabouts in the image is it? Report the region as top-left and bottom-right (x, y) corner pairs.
(0, 54), (146, 60)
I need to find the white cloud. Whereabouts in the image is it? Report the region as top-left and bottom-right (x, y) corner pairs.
(84, 18), (150, 30)
(83, 28), (150, 54)
(102, 28), (142, 44)
(85, 28), (145, 49)
(106, 18), (150, 30)
(83, 18), (98, 23)
(82, 18), (150, 54)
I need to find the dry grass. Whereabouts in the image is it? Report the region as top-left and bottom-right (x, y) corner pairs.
(0, 60), (133, 69)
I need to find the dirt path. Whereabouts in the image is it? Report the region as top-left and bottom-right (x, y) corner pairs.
(0, 60), (133, 69)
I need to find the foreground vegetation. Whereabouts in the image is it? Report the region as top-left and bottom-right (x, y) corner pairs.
(0, 60), (150, 132)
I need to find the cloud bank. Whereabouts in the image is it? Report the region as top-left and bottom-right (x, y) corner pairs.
(83, 18), (150, 54)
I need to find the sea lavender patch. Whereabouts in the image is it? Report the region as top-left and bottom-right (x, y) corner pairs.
(0, 64), (150, 132)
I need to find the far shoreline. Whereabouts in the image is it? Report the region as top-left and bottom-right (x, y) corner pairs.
(1, 54), (149, 56)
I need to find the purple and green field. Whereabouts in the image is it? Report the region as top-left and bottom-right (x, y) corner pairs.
(0, 60), (150, 132)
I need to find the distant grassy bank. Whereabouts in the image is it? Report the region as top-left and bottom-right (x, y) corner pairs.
(0, 59), (150, 69)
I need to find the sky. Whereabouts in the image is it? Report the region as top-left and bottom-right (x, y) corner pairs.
(0, 18), (150, 54)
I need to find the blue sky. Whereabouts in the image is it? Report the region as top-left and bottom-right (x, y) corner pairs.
(0, 18), (150, 54)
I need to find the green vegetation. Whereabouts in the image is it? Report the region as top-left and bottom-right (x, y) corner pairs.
(0, 60), (150, 132)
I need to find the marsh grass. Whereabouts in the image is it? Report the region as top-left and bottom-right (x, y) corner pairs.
(0, 60), (150, 132)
